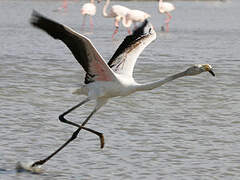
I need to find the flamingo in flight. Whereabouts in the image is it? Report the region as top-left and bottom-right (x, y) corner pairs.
(29, 10), (215, 168)
(158, 0), (175, 32)
(81, 0), (99, 30)
(101, 0), (131, 38)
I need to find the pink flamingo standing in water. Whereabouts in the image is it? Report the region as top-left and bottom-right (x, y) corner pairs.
(81, 0), (99, 30)
(101, 0), (131, 38)
(158, 0), (175, 32)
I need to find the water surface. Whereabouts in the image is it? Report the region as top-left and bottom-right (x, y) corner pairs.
(0, 0), (240, 179)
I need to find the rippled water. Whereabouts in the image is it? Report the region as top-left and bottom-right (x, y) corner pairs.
(0, 0), (240, 179)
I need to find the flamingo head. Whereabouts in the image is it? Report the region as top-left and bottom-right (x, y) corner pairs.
(184, 64), (215, 76)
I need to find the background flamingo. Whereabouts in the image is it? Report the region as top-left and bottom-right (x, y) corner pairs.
(101, 0), (131, 38)
(81, 0), (99, 30)
(158, 0), (175, 32)
(122, 9), (151, 31)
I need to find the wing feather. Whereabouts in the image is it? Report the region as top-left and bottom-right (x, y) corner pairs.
(30, 10), (116, 84)
(108, 20), (156, 77)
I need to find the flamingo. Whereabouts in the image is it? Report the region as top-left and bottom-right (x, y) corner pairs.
(101, 0), (131, 38)
(122, 9), (151, 30)
(81, 0), (99, 30)
(29, 10), (215, 168)
(158, 0), (175, 32)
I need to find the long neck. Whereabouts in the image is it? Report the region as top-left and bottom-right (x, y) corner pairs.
(103, 0), (110, 17)
(136, 71), (186, 92)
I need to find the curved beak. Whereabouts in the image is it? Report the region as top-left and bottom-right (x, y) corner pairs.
(208, 69), (215, 76)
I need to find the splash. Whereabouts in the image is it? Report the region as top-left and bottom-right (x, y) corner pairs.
(16, 161), (43, 174)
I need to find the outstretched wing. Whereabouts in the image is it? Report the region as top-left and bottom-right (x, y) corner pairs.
(30, 10), (116, 84)
(108, 20), (156, 77)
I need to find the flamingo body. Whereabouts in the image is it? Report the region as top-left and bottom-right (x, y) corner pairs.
(110, 5), (130, 18)
(123, 9), (151, 28)
(81, 3), (96, 16)
(29, 10), (215, 168)
(127, 10), (151, 23)
(159, 2), (175, 13)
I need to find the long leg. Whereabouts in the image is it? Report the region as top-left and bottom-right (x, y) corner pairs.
(81, 15), (86, 30)
(62, 0), (67, 10)
(58, 99), (104, 144)
(31, 98), (107, 167)
(112, 18), (120, 39)
(165, 12), (172, 32)
(57, 0), (67, 12)
(133, 22), (137, 29)
(127, 27), (132, 35)
(89, 16), (94, 31)
(112, 27), (119, 39)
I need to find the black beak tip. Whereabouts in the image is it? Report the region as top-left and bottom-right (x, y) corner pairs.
(209, 70), (215, 77)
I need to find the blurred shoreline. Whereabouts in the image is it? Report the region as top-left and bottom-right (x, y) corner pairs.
(16, 0), (228, 1)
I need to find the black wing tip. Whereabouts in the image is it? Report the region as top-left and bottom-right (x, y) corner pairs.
(29, 10), (66, 40)
(108, 20), (151, 66)
(30, 10), (42, 26)
(31, 9), (40, 17)
(30, 10), (55, 27)
(30, 10), (50, 29)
